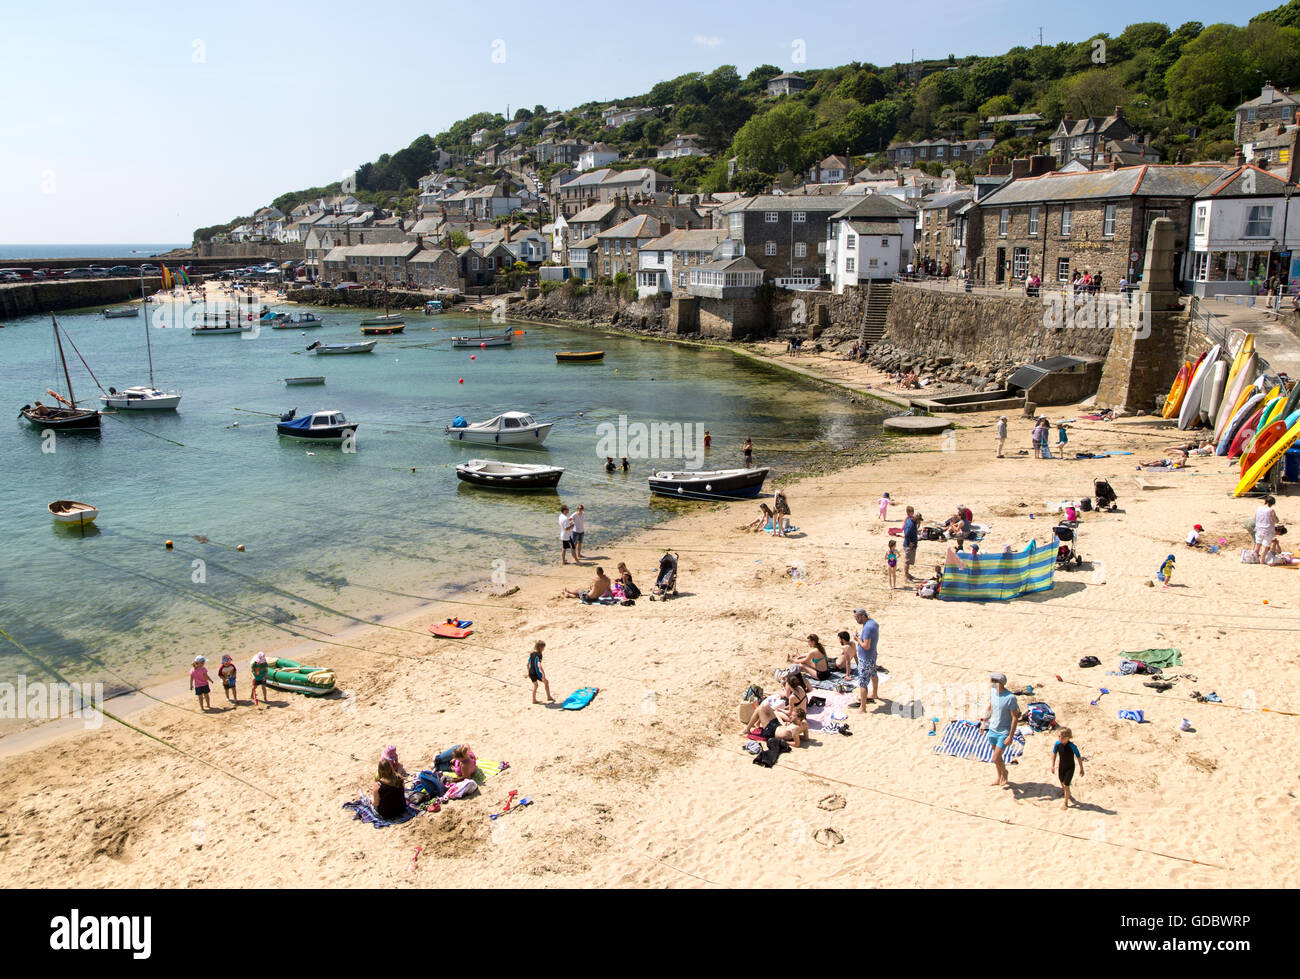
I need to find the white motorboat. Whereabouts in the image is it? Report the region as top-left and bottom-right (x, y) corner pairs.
(102, 307), (139, 318)
(444, 411), (552, 446)
(456, 459), (563, 490)
(450, 333), (512, 348)
(270, 312), (323, 329)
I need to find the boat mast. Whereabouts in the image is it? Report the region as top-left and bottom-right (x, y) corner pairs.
(142, 268), (156, 386)
(53, 315), (77, 408)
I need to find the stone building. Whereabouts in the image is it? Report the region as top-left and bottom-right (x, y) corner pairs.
(716, 195), (846, 285)
(972, 164), (1230, 289)
(1234, 84), (1300, 144)
(408, 247), (463, 290)
(1048, 109), (1139, 169)
(916, 191), (974, 270)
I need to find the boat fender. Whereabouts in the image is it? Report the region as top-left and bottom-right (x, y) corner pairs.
(495, 433), (499, 443)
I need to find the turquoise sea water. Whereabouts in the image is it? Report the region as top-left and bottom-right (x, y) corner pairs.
(0, 244), (186, 261)
(0, 298), (886, 698)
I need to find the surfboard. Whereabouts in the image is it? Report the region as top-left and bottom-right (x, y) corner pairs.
(1235, 415), (1300, 497)
(1203, 360), (1227, 427)
(1178, 346), (1218, 430)
(1242, 419), (1290, 475)
(1218, 392), (1264, 455)
(1161, 362), (1191, 419)
(561, 686), (599, 710)
(1214, 351), (1257, 441)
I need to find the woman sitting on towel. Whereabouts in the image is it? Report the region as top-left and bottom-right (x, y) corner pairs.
(614, 562), (641, 600)
(788, 634), (832, 681)
(1263, 528), (1299, 566)
(744, 675), (808, 734)
(917, 565), (944, 598)
(372, 757), (407, 819)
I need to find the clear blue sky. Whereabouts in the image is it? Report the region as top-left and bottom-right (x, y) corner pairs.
(0, 0), (1275, 242)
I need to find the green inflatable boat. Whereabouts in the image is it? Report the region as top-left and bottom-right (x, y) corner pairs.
(266, 658), (336, 697)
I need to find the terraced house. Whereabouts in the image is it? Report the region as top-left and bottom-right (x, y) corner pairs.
(716, 195), (847, 288)
(973, 163), (1232, 289)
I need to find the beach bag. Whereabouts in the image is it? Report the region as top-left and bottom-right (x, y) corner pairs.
(1080, 497), (1093, 512)
(1078, 655), (1101, 668)
(623, 581), (642, 600)
(1025, 702), (1056, 732)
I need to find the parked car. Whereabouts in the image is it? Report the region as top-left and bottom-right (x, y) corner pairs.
(64, 268), (94, 279)
(0, 271), (19, 283)
(140, 264), (160, 274)
(108, 265), (135, 277)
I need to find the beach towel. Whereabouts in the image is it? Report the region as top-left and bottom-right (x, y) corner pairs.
(806, 691), (856, 731)
(939, 540), (1055, 601)
(806, 669), (849, 691)
(932, 720), (1024, 763)
(562, 686), (599, 710)
(469, 758), (509, 784)
(342, 796), (421, 828)
(1118, 709), (1146, 723)
(1124, 648), (1182, 670)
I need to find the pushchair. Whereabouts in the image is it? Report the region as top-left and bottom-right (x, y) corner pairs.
(650, 551), (678, 600)
(1093, 478), (1118, 512)
(1053, 524), (1081, 569)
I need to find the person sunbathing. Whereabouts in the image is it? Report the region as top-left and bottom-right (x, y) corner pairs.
(1140, 453), (1187, 468)
(772, 707), (809, 748)
(944, 507), (972, 542)
(561, 566), (611, 600)
(787, 634), (832, 680)
(1264, 529), (1299, 565)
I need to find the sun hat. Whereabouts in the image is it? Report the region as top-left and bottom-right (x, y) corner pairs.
(193, 655), (206, 665)
(1194, 524), (1203, 531)
(990, 672), (1007, 684)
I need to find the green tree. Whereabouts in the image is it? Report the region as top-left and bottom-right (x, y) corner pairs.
(978, 94), (1018, 118)
(731, 101), (815, 173)
(730, 170), (773, 195)
(1252, 0), (1300, 29)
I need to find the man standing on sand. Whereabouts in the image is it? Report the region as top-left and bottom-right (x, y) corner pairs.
(982, 672), (1020, 787)
(995, 416), (1007, 458)
(902, 506), (919, 582)
(558, 504), (577, 565)
(852, 608), (879, 710)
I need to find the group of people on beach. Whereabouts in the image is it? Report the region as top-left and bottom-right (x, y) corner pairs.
(369, 743), (480, 819)
(188, 652), (271, 710)
(741, 489), (792, 536)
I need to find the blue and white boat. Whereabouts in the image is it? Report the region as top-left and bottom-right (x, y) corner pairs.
(276, 408), (357, 443)
(648, 467), (769, 500)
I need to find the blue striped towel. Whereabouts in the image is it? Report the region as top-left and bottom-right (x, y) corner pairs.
(1118, 709), (1146, 723)
(932, 720), (1025, 763)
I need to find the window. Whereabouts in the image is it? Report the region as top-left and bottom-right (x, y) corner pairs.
(998, 209), (1009, 237)
(868, 258), (878, 268)
(881, 238), (888, 247)
(487, 257), (496, 270)
(845, 257), (855, 272)
(846, 234), (857, 251)
(1192, 253), (1209, 280)
(472, 257), (480, 270)
(765, 211), (779, 223)
(1028, 207), (1039, 236)
(817, 242), (826, 255)
(1060, 206), (1072, 237)
(1103, 204), (1117, 237)
(1057, 257), (1070, 282)
(792, 268), (803, 277)
(729, 213), (743, 236)
(764, 241), (777, 256)
(794, 242), (807, 258)
(677, 272), (687, 287)
(793, 211), (806, 223)
(1245, 205), (1274, 238)
(1012, 247), (1029, 280)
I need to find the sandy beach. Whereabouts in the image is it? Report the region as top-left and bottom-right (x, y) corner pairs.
(2, 341), (1298, 889)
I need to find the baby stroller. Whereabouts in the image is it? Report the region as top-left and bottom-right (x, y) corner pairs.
(650, 551), (678, 600)
(1054, 524), (1081, 569)
(1093, 478), (1118, 512)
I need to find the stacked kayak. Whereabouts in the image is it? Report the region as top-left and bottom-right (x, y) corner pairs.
(265, 658), (336, 697)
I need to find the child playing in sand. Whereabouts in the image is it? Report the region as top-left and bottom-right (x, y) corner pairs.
(1056, 422), (1069, 458)
(1050, 727), (1084, 809)
(249, 651), (269, 705)
(528, 640), (554, 704)
(878, 491), (891, 520)
(217, 654), (237, 705)
(190, 656), (213, 711)
(1186, 524), (1203, 548)
(1158, 553), (1176, 589)
(885, 539), (899, 589)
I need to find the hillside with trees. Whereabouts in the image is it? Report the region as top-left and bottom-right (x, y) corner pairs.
(195, 2), (1300, 241)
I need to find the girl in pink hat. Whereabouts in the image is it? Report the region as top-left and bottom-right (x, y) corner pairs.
(249, 652), (269, 705)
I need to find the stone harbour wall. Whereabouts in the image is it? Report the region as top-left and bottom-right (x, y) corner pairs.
(0, 277), (163, 321)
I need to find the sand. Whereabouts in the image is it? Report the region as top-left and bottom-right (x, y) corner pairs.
(2, 347), (1298, 890)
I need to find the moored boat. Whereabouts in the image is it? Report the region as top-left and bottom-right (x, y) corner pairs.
(361, 322), (405, 335)
(275, 409), (358, 443)
(444, 411), (552, 446)
(48, 499), (99, 525)
(307, 340), (375, 355)
(102, 307), (139, 318)
(192, 321), (252, 335)
(423, 300), (445, 315)
(555, 350), (604, 362)
(284, 376), (326, 386)
(270, 312), (322, 329)
(359, 311), (405, 327)
(451, 333), (512, 348)
(100, 386), (182, 410)
(455, 459), (564, 490)
(648, 467), (770, 500)
(20, 318), (101, 431)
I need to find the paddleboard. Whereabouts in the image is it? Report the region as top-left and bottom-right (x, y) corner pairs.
(1242, 419), (1290, 475)
(1203, 360), (1227, 427)
(1178, 346), (1218, 430)
(1235, 415), (1300, 497)
(561, 686), (599, 710)
(1245, 393), (1285, 452)
(1218, 392), (1264, 455)
(1214, 351), (1257, 441)
(1228, 397), (1271, 457)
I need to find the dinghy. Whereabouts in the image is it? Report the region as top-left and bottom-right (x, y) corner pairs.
(555, 351), (604, 362)
(648, 467), (770, 500)
(101, 307), (139, 318)
(284, 376), (325, 386)
(307, 340), (375, 355)
(48, 499), (98, 525)
(265, 658), (335, 697)
(455, 459), (564, 490)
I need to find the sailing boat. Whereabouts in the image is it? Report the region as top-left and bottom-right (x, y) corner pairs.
(101, 270), (182, 410)
(18, 317), (102, 430)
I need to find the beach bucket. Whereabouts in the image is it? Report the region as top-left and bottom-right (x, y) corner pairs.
(1284, 447), (1300, 482)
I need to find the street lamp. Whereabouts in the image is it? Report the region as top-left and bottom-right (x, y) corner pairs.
(1280, 181), (1295, 306)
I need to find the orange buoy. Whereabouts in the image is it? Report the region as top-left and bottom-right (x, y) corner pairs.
(165, 540), (173, 549)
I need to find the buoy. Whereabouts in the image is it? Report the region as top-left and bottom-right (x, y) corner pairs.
(236, 544), (245, 552)
(480, 342), (486, 349)
(470, 354), (476, 360)
(458, 378), (464, 384)
(1264, 599), (1270, 605)
(165, 540), (173, 549)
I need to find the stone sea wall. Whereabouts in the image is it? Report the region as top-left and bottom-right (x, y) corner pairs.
(0, 277), (163, 321)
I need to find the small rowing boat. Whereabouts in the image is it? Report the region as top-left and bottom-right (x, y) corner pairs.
(307, 340), (375, 355)
(49, 499), (99, 525)
(284, 376), (325, 386)
(102, 307), (139, 318)
(361, 322), (405, 335)
(555, 351), (604, 362)
(648, 467), (770, 500)
(451, 333), (512, 348)
(456, 459), (564, 490)
(359, 311), (405, 327)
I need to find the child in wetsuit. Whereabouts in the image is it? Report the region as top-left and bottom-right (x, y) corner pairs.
(885, 540), (899, 589)
(527, 640), (553, 705)
(1051, 727), (1084, 809)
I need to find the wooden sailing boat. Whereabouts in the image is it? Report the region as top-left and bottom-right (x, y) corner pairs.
(19, 317), (102, 430)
